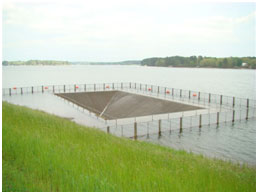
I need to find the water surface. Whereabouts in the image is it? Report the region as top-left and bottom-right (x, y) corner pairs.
(2, 65), (256, 165)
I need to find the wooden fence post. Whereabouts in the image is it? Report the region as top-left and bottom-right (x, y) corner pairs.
(158, 120), (161, 136)
(134, 122), (137, 140)
(199, 115), (202, 128)
(180, 117), (183, 133)
(217, 112), (219, 125)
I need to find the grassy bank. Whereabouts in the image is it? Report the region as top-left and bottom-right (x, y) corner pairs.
(2, 102), (256, 191)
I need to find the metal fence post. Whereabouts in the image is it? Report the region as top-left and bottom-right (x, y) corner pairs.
(189, 90), (191, 99)
(172, 88), (174, 96)
(158, 86), (159, 94)
(164, 87), (166, 95)
(130, 82), (131, 88)
(94, 84), (96, 91)
(134, 122), (137, 140)
(217, 112), (219, 125)
(209, 93), (211, 103)
(180, 117), (183, 133)
(232, 110), (235, 123)
(21, 88), (23, 95)
(32, 86), (34, 94)
(233, 97), (235, 107)
(42, 86), (44, 93)
(84, 84), (86, 92)
(246, 108), (249, 120)
(247, 99), (249, 108)
(198, 92), (200, 100)
(158, 120), (161, 136)
(9, 88), (11, 96)
(220, 95), (223, 105)
(199, 115), (202, 128)
(180, 89), (182, 98)
(103, 83), (105, 90)
(107, 126), (110, 133)
(112, 83), (114, 90)
(145, 84), (147, 91)
(74, 84), (76, 92)
(140, 84), (141, 90)
(135, 83), (136, 89)
(64, 85), (66, 93)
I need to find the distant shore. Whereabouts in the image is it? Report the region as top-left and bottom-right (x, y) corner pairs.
(3, 56), (256, 69)
(2, 64), (255, 70)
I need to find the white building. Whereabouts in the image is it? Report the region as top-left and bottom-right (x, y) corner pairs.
(242, 63), (248, 67)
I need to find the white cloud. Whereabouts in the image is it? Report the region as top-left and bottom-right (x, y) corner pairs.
(2, 0), (256, 60)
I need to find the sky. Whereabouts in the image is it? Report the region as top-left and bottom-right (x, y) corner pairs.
(2, 0), (256, 61)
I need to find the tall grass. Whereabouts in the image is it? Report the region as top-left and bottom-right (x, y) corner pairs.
(2, 102), (256, 191)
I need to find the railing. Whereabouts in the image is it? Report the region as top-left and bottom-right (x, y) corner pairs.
(3, 82), (255, 108)
(102, 106), (256, 139)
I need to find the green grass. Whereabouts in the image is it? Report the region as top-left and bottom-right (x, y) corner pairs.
(2, 102), (256, 191)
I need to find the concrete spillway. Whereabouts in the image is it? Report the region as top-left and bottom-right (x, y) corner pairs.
(56, 91), (203, 120)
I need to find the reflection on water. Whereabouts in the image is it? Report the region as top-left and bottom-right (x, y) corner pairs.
(139, 120), (256, 166)
(2, 93), (106, 128)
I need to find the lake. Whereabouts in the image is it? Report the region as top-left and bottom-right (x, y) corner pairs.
(2, 65), (256, 165)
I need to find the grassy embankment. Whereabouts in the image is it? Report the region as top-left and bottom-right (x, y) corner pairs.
(2, 102), (256, 191)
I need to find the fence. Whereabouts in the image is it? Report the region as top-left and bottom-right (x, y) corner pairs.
(3, 82), (255, 109)
(102, 106), (256, 139)
(3, 82), (256, 139)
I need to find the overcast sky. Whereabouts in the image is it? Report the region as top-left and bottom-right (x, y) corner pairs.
(2, 0), (256, 61)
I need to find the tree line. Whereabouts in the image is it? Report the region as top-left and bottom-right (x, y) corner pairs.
(2, 60), (69, 66)
(141, 56), (256, 69)
(2, 57), (256, 69)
